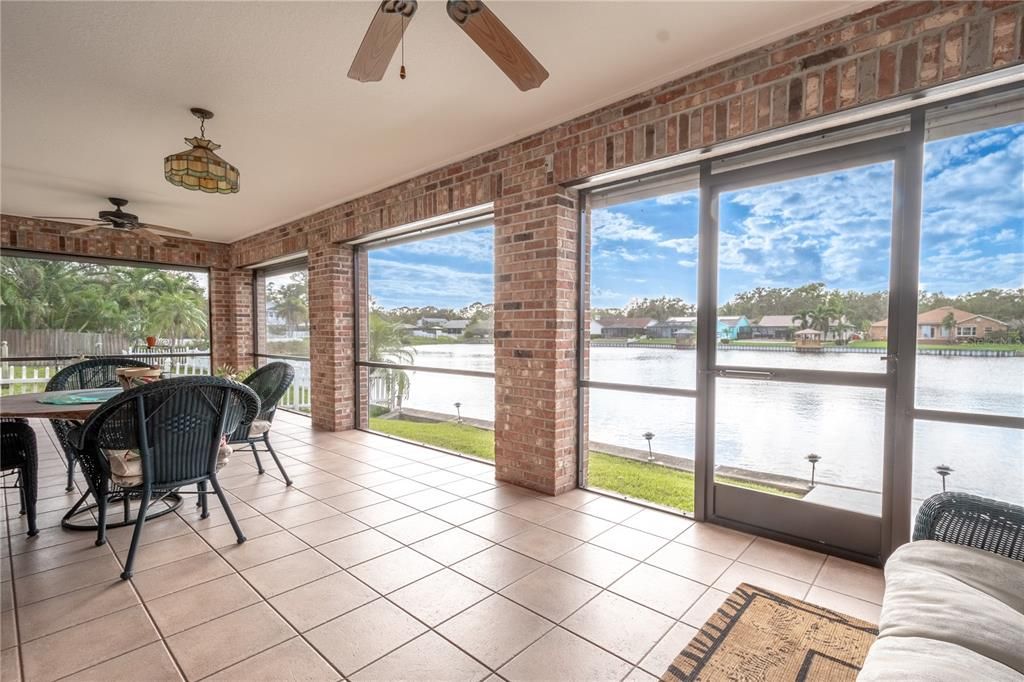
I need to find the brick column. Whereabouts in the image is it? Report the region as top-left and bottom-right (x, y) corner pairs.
(210, 266), (253, 371)
(308, 241), (356, 431)
(494, 183), (580, 495)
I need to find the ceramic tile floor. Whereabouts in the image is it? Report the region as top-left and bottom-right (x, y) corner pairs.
(1, 413), (885, 681)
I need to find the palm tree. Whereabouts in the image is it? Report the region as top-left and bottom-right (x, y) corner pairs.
(794, 309), (815, 331)
(145, 272), (208, 347)
(812, 302), (833, 339)
(369, 312), (415, 411)
(942, 311), (957, 344)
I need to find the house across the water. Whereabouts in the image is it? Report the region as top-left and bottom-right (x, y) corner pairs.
(869, 306), (1008, 342)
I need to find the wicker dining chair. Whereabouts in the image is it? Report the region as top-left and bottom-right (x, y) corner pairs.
(226, 362), (295, 486)
(46, 357), (153, 491)
(1, 418), (39, 536)
(67, 376), (259, 579)
(913, 491), (1024, 562)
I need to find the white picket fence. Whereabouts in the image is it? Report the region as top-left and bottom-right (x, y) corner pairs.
(0, 356), (313, 414)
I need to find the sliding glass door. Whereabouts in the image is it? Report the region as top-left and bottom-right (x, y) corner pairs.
(701, 136), (912, 560)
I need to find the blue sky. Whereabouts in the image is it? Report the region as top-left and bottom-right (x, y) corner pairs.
(368, 124), (1023, 310)
(369, 225), (495, 309)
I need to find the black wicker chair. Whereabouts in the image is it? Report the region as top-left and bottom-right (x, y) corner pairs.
(46, 357), (153, 491)
(913, 491), (1024, 562)
(68, 376), (259, 579)
(1, 418), (39, 536)
(226, 362), (295, 486)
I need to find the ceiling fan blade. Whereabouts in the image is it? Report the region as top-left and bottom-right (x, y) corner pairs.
(33, 216), (103, 224)
(134, 228), (166, 243)
(69, 224), (104, 235)
(348, 1), (417, 83)
(140, 223), (193, 237)
(447, 0), (548, 92)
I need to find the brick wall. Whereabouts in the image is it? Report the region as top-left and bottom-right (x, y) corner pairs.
(4, 2), (1021, 494)
(0, 214), (243, 369)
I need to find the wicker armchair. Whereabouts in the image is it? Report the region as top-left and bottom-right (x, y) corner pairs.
(69, 376), (259, 579)
(913, 491), (1024, 562)
(46, 357), (153, 491)
(1, 418), (39, 536)
(226, 362), (295, 486)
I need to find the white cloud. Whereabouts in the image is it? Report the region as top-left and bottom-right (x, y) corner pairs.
(387, 227), (493, 263)
(658, 235), (698, 254)
(655, 192), (698, 206)
(592, 210), (661, 242)
(368, 258), (493, 308)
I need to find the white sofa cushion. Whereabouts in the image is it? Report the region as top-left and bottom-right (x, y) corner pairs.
(858, 540), (1024, 680)
(860, 636), (1021, 682)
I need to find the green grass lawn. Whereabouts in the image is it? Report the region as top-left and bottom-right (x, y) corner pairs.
(369, 417), (497, 460)
(368, 417), (797, 513)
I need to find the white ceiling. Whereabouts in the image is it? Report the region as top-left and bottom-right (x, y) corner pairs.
(2, 1), (871, 243)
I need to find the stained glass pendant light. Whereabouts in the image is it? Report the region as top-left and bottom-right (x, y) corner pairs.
(164, 108), (239, 194)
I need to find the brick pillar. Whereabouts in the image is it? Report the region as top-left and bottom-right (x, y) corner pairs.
(308, 241), (356, 431)
(210, 267), (253, 371)
(494, 184), (580, 495)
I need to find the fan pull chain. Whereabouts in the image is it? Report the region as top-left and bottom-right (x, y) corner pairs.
(399, 15), (407, 80)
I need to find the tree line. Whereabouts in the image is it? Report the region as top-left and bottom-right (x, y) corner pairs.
(594, 284), (1024, 334)
(1, 257), (208, 346)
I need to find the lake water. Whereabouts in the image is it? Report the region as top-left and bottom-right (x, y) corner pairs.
(395, 344), (1024, 506)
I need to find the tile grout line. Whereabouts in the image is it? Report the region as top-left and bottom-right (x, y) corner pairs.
(15, 420), (883, 681)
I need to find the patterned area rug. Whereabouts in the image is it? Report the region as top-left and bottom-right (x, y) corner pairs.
(662, 583), (878, 681)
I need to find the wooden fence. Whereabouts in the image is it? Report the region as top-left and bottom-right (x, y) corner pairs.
(1, 330), (135, 358)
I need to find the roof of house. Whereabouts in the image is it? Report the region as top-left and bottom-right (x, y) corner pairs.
(871, 306), (1006, 328)
(599, 317), (655, 329)
(650, 316), (697, 326)
(718, 316), (748, 325)
(443, 320), (471, 329)
(756, 314), (797, 327)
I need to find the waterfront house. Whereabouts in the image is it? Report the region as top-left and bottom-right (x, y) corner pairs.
(718, 315), (752, 340)
(869, 306), (1009, 342)
(441, 319), (471, 335)
(753, 314), (798, 339)
(599, 317), (656, 338)
(416, 316), (448, 329)
(647, 316), (697, 339)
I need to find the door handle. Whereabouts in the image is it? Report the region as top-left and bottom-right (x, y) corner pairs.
(716, 369), (775, 379)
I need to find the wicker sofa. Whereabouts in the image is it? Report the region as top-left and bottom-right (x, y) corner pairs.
(858, 493), (1024, 681)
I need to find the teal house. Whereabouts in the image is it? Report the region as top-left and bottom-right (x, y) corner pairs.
(717, 315), (751, 340)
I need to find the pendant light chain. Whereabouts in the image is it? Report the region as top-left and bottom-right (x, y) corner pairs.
(400, 15), (407, 79)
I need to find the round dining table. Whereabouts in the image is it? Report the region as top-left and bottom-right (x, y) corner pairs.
(0, 388), (111, 420)
(1, 388), (183, 531)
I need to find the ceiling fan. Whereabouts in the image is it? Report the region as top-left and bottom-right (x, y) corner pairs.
(34, 198), (192, 242)
(348, 0), (549, 92)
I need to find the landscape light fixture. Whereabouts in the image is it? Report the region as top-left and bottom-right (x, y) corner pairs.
(935, 464), (954, 491)
(643, 432), (655, 462)
(805, 453), (822, 487)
